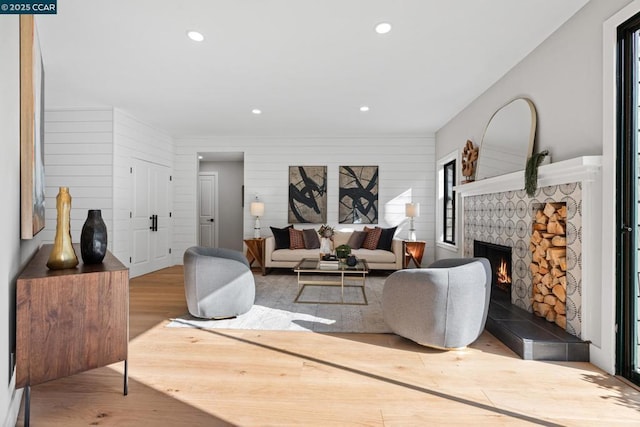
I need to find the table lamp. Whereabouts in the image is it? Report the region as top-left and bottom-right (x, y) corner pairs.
(405, 202), (420, 241)
(250, 198), (265, 238)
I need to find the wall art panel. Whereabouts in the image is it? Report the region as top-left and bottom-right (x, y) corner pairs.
(339, 166), (378, 224)
(288, 166), (327, 223)
(20, 15), (46, 239)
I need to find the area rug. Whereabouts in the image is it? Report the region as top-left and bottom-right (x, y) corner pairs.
(167, 272), (392, 333)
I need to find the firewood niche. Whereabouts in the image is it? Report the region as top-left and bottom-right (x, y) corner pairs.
(530, 202), (567, 329)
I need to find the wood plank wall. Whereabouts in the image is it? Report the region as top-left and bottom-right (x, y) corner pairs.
(173, 136), (436, 266)
(44, 108), (435, 271)
(112, 109), (173, 266)
(43, 108), (114, 246)
(44, 108), (174, 270)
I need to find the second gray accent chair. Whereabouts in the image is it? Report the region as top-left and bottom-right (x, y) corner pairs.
(382, 258), (492, 349)
(183, 246), (256, 319)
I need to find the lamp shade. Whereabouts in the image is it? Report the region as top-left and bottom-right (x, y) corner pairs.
(405, 203), (420, 218)
(250, 201), (265, 217)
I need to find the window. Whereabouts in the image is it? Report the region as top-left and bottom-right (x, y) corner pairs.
(437, 151), (458, 249)
(443, 159), (456, 245)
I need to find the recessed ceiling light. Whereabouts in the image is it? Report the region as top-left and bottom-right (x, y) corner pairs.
(375, 22), (392, 34)
(360, 106), (370, 112)
(251, 109), (262, 115)
(187, 30), (204, 42)
(198, 155), (203, 160)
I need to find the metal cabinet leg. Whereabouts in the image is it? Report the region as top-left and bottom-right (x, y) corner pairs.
(123, 359), (128, 396)
(24, 385), (30, 427)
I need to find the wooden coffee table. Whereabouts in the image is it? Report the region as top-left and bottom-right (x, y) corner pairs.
(293, 258), (369, 305)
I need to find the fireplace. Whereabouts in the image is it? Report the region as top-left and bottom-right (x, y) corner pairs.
(455, 157), (603, 361)
(474, 240), (512, 303)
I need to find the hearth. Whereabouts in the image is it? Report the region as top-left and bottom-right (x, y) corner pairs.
(474, 239), (588, 361)
(473, 240), (512, 304)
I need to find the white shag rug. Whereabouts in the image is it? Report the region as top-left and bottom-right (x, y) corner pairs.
(167, 271), (392, 333)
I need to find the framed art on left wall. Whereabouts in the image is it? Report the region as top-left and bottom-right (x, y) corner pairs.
(20, 15), (46, 239)
(288, 166), (327, 223)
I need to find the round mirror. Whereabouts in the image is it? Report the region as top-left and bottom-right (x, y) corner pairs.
(475, 98), (537, 180)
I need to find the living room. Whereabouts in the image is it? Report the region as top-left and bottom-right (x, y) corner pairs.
(2, 0), (640, 425)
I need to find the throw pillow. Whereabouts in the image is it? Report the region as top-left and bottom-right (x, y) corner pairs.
(302, 228), (320, 249)
(270, 225), (293, 249)
(346, 230), (367, 249)
(361, 226), (382, 250)
(376, 226), (397, 251)
(289, 228), (305, 249)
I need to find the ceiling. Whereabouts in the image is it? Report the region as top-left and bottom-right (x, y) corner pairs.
(36, 0), (589, 138)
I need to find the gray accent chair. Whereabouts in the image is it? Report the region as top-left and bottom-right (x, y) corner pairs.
(183, 246), (256, 319)
(382, 257), (491, 349)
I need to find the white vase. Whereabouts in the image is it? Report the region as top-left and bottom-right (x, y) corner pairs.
(320, 238), (332, 254)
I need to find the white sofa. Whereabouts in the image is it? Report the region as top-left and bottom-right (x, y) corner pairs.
(264, 230), (403, 271)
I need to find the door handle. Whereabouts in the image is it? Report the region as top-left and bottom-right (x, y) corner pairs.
(150, 215), (158, 232)
(209, 218), (214, 222)
(621, 224), (633, 233)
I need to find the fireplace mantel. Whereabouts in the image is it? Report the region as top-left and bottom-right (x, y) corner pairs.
(455, 156), (602, 197)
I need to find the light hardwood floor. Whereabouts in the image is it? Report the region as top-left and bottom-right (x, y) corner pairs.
(17, 266), (640, 426)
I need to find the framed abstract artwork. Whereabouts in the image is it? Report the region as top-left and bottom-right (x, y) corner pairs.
(288, 166), (327, 223)
(20, 15), (46, 239)
(339, 166), (378, 224)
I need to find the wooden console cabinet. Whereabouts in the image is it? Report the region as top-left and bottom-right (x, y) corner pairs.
(16, 244), (129, 425)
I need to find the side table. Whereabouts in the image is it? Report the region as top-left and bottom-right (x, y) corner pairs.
(403, 240), (426, 268)
(244, 237), (266, 275)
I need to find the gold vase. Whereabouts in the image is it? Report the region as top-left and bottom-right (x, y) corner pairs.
(47, 187), (79, 270)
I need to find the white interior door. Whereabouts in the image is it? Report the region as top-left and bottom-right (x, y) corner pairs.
(198, 172), (217, 247)
(151, 164), (171, 270)
(131, 158), (172, 277)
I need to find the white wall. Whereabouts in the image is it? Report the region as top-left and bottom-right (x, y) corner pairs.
(113, 109), (174, 267)
(199, 161), (244, 251)
(43, 108), (114, 247)
(0, 16), (42, 426)
(174, 137), (436, 266)
(434, 0), (632, 262)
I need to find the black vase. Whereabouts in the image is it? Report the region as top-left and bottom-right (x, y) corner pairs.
(80, 209), (108, 264)
(346, 255), (357, 267)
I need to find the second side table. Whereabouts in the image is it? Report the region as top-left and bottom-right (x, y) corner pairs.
(403, 240), (426, 268)
(244, 237), (266, 275)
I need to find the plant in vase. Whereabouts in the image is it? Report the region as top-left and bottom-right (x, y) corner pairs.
(335, 244), (351, 262)
(317, 224), (334, 254)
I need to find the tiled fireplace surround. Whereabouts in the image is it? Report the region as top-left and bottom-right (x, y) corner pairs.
(457, 157), (602, 348)
(464, 183), (583, 336)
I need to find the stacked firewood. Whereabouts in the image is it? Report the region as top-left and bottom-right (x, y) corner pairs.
(530, 202), (567, 329)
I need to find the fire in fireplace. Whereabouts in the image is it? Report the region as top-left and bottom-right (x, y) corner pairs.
(474, 241), (512, 302)
(496, 258), (512, 290)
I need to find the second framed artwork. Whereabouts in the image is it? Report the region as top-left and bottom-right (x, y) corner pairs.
(339, 166), (378, 224)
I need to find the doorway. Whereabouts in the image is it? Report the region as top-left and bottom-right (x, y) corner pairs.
(616, 13), (640, 386)
(130, 158), (172, 277)
(197, 153), (245, 252)
(198, 172), (218, 247)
